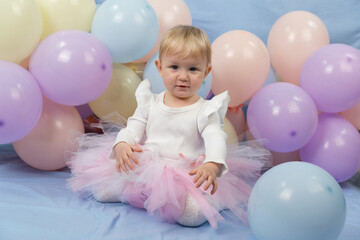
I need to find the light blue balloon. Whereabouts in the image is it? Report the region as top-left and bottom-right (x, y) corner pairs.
(91, 0), (159, 63)
(248, 162), (346, 240)
(143, 52), (212, 98)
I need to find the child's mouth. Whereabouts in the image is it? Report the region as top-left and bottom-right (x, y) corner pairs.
(177, 85), (189, 88)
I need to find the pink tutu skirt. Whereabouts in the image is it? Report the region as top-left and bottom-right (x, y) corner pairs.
(67, 124), (271, 228)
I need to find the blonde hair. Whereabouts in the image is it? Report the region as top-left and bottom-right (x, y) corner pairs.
(158, 25), (212, 64)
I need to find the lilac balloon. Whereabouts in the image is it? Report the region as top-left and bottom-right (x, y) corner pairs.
(247, 82), (318, 152)
(301, 44), (360, 113)
(300, 113), (360, 182)
(29, 30), (113, 106)
(0, 61), (43, 144)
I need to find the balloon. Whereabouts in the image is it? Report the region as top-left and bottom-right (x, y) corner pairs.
(226, 107), (246, 139)
(143, 52), (212, 98)
(243, 66), (278, 106)
(36, 0), (96, 39)
(211, 30), (270, 107)
(124, 62), (146, 79)
(245, 111), (300, 167)
(133, 0), (192, 63)
(19, 55), (31, 70)
(300, 44), (360, 113)
(92, 0), (159, 63)
(223, 118), (238, 145)
(271, 150), (300, 166)
(0, 0), (42, 63)
(29, 30), (113, 106)
(267, 10), (329, 85)
(247, 82), (318, 152)
(89, 64), (142, 121)
(0, 61), (43, 144)
(13, 98), (84, 171)
(248, 162), (346, 240)
(300, 113), (360, 182)
(340, 101), (360, 129)
(75, 104), (93, 119)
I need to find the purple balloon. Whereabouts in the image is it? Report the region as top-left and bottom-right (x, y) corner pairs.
(0, 61), (43, 144)
(300, 113), (360, 182)
(247, 82), (318, 152)
(29, 30), (113, 106)
(300, 44), (360, 113)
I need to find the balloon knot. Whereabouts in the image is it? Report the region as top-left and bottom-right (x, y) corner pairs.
(228, 104), (244, 113)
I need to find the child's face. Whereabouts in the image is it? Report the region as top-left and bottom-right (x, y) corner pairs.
(155, 54), (211, 100)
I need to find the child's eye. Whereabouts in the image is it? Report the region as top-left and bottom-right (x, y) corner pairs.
(171, 65), (178, 70)
(189, 67), (197, 71)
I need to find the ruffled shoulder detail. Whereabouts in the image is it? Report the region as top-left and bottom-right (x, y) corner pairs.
(135, 79), (154, 117)
(198, 91), (230, 132)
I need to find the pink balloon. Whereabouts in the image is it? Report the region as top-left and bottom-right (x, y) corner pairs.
(212, 30), (270, 107)
(300, 113), (360, 182)
(133, 0), (192, 63)
(226, 107), (246, 139)
(13, 98), (84, 171)
(271, 150), (300, 166)
(267, 11), (329, 85)
(29, 30), (113, 106)
(340, 101), (360, 129)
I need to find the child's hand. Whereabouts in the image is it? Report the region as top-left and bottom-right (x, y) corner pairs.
(114, 142), (142, 173)
(189, 162), (221, 195)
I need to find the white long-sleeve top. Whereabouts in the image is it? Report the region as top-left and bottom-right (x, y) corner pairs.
(109, 79), (230, 176)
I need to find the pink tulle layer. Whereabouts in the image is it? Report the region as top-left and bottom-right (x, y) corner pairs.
(67, 129), (270, 228)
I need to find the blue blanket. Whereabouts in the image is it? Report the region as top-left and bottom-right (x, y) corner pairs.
(1, 144), (360, 239)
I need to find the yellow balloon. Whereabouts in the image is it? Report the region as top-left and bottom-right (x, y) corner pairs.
(89, 64), (142, 121)
(0, 0), (42, 63)
(223, 117), (238, 145)
(36, 0), (96, 39)
(123, 62), (146, 79)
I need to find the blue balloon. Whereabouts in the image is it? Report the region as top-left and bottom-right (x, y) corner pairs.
(143, 52), (212, 98)
(91, 0), (159, 63)
(248, 162), (346, 240)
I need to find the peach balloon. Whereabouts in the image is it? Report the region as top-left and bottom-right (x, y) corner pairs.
(226, 107), (246, 140)
(89, 64), (142, 121)
(267, 11), (329, 85)
(271, 150), (300, 166)
(212, 30), (270, 107)
(132, 0), (192, 63)
(13, 98), (84, 171)
(19, 55), (31, 70)
(340, 101), (360, 129)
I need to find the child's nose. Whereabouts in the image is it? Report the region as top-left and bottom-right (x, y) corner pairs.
(178, 69), (189, 80)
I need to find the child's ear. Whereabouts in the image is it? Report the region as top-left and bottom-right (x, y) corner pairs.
(155, 59), (162, 76)
(204, 64), (212, 78)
